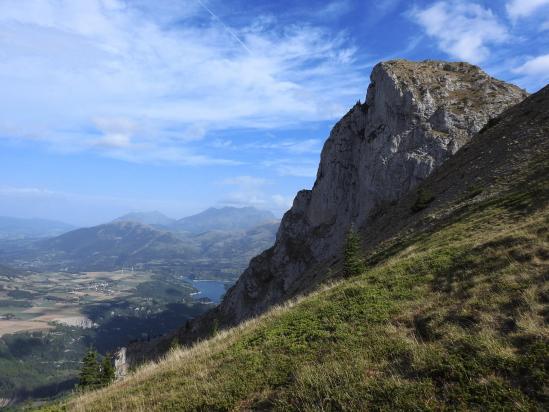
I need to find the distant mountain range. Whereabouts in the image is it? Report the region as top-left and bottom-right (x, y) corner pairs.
(0, 207), (280, 280)
(40, 221), (197, 269)
(113, 211), (176, 227)
(0, 216), (75, 239)
(174, 207), (277, 233)
(113, 207), (277, 234)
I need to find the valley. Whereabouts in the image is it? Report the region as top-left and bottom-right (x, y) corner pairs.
(0, 269), (190, 337)
(0, 267), (214, 403)
(0, 207), (279, 405)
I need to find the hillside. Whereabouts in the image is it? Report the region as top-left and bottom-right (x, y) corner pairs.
(44, 84), (548, 411)
(37, 221), (198, 271)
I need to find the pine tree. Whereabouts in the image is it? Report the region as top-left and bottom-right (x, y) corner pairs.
(343, 227), (364, 277)
(79, 349), (101, 389)
(169, 337), (180, 351)
(100, 353), (116, 386)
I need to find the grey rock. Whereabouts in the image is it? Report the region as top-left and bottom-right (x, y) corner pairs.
(193, 60), (528, 332)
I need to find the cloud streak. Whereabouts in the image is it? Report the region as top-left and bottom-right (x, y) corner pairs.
(0, 0), (369, 165)
(506, 0), (549, 20)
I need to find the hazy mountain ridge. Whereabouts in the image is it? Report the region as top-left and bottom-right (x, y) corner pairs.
(113, 211), (176, 228)
(0, 216), (75, 240)
(174, 206), (277, 234)
(0, 208), (279, 279)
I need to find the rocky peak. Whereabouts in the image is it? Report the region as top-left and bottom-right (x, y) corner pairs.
(186, 59), (528, 336)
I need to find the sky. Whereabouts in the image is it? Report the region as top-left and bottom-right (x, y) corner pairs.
(0, 0), (548, 226)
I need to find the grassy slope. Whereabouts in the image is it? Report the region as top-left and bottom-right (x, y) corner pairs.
(40, 151), (548, 411)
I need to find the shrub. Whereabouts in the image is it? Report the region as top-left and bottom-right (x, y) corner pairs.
(411, 188), (435, 213)
(343, 228), (364, 277)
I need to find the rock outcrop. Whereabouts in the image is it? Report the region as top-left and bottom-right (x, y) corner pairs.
(202, 60), (527, 329)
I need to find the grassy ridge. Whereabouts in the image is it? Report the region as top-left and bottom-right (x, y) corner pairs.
(41, 166), (548, 411)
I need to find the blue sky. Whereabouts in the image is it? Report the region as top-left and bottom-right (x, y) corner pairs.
(0, 0), (548, 226)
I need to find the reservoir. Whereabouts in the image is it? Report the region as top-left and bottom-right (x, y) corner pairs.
(185, 278), (232, 304)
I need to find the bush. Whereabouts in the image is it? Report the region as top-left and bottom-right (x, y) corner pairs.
(343, 228), (364, 277)
(411, 188), (435, 213)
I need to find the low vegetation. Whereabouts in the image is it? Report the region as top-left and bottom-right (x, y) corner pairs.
(411, 188), (435, 212)
(42, 159), (548, 411)
(342, 228), (364, 278)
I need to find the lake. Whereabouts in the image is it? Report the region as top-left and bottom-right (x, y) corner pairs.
(185, 279), (232, 304)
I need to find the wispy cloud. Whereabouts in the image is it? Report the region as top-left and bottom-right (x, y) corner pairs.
(0, 0), (368, 165)
(262, 158), (318, 178)
(513, 54), (549, 86)
(217, 174), (291, 214)
(410, 1), (508, 63)
(506, 0), (549, 20)
(220, 175), (268, 187)
(245, 138), (322, 154)
(0, 186), (58, 198)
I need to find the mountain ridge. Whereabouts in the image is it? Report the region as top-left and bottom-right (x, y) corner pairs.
(113, 211), (176, 227)
(175, 206), (277, 234)
(0, 216), (75, 239)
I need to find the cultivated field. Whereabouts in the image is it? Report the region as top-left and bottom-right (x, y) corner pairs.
(0, 269), (154, 336)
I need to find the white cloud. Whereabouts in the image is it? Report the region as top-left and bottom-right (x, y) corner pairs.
(221, 175), (268, 187)
(263, 159), (318, 178)
(0, 0), (368, 164)
(315, 0), (353, 19)
(0, 186), (58, 198)
(246, 138), (322, 154)
(513, 54), (549, 81)
(94, 133), (132, 148)
(217, 175), (293, 214)
(506, 0), (549, 20)
(271, 194), (293, 210)
(411, 1), (508, 63)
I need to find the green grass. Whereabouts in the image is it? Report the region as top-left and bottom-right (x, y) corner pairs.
(39, 175), (548, 411)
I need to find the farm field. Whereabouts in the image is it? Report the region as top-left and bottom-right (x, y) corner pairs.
(0, 270), (157, 336)
(0, 269), (214, 404)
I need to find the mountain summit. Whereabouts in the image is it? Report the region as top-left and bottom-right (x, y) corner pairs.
(113, 211), (176, 227)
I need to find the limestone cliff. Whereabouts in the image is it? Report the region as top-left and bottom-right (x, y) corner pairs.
(201, 60), (527, 329)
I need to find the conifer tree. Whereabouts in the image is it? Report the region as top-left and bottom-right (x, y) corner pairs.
(343, 227), (364, 277)
(100, 353), (116, 386)
(169, 337), (180, 351)
(79, 349), (101, 389)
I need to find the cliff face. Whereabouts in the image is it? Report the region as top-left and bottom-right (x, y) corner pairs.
(207, 60), (527, 328)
